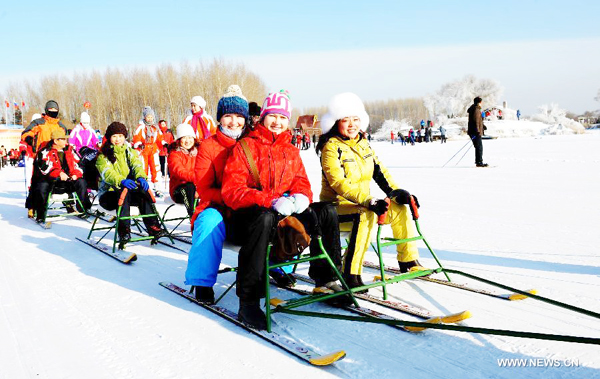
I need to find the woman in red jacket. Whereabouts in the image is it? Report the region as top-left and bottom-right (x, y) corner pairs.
(221, 90), (348, 330)
(184, 85), (249, 305)
(167, 123), (199, 216)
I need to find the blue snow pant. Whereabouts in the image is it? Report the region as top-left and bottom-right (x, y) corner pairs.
(184, 208), (226, 287)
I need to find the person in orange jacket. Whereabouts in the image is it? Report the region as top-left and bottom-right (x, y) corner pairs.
(133, 106), (164, 185)
(182, 96), (217, 140)
(167, 123), (198, 216)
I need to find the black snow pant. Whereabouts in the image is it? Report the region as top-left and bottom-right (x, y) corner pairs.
(159, 155), (168, 177)
(34, 178), (91, 220)
(99, 188), (160, 232)
(471, 134), (484, 164)
(230, 202), (343, 301)
(173, 182), (196, 217)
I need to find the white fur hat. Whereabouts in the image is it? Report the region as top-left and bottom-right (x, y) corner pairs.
(31, 113), (42, 122)
(190, 96), (206, 109)
(80, 111), (91, 124)
(320, 92), (370, 134)
(175, 123), (196, 140)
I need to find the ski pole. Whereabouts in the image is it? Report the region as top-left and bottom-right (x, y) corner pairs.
(441, 137), (472, 168)
(441, 136), (474, 168)
(455, 142), (473, 166)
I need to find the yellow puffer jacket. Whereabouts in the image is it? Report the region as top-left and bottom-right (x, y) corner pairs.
(320, 135), (398, 205)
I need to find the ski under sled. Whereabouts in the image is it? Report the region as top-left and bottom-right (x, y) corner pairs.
(270, 276), (469, 334)
(289, 272), (471, 322)
(362, 260), (537, 301)
(159, 281), (346, 366)
(76, 237), (137, 264)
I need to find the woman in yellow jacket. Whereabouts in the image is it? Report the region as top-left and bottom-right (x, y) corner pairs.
(316, 92), (424, 290)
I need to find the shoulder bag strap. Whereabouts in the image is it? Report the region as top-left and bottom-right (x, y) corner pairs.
(239, 139), (262, 191)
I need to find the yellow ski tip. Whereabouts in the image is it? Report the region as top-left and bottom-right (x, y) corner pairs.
(313, 286), (334, 295)
(269, 298), (286, 307)
(441, 310), (472, 324)
(509, 289), (537, 301)
(373, 274), (393, 281)
(124, 254), (137, 264)
(405, 316), (442, 333)
(309, 350), (346, 366)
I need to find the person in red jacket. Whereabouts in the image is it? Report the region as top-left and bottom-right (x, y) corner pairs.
(221, 90), (348, 330)
(29, 129), (91, 223)
(167, 123), (199, 216)
(184, 84), (249, 305)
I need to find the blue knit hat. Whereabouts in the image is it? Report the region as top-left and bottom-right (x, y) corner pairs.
(216, 85), (249, 123)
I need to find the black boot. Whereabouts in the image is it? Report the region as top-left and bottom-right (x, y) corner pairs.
(118, 224), (131, 243)
(194, 286), (215, 304)
(314, 280), (354, 307)
(147, 224), (168, 239)
(399, 259), (424, 273)
(343, 274), (367, 294)
(238, 300), (267, 330)
(269, 267), (296, 288)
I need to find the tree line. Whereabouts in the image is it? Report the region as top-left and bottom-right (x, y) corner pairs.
(3, 59), (267, 135)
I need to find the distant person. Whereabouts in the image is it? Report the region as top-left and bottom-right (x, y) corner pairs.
(439, 125), (447, 143)
(69, 112), (98, 154)
(398, 131), (406, 146)
(517, 109), (521, 121)
(182, 96), (217, 140)
(133, 106), (164, 186)
(248, 102), (261, 129)
(158, 120), (174, 178)
(467, 97), (488, 167)
(390, 130), (395, 144)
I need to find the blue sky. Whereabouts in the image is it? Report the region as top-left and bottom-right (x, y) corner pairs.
(1, 0), (599, 115)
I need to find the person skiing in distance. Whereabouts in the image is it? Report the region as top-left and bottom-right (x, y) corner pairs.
(316, 92), (425, 290)
(167, 123), (199, 217)
(182, 96), (217, 140)
(96, 122), (167, 243)
(221, 90), (349, 330)
(467, 96), (488, 167)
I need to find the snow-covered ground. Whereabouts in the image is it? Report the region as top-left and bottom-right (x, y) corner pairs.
(1, 132), (600, 378)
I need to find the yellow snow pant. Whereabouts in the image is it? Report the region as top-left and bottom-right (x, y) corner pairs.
(337, 201), (419, 275)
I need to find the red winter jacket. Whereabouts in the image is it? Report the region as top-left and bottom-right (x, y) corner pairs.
(190, 129), (237, 229)
(35, 142), (83, 180)
(222, 124), (312, 210)
(167, 146), (197, 200)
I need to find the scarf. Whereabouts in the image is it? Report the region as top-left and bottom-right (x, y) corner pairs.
(176, 145), (198, 157)
(191, 109), (210, 140)
(219, 125), (244, 140)
(144, 124), (158, 144)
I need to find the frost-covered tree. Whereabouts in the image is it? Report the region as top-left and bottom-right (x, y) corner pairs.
(424, 75), (503, 118)
(531, 103), (585, 134)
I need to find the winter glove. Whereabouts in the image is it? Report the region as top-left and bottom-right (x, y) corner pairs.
(121, 179), (137, 190)
(137, 178), (149, 191)
(291, 193), (310, 214)
(389, 189), (420, 208)
(367, 198), (389, 216)
(271, 196), (295, 216)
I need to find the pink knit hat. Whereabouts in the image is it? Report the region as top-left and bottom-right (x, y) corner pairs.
(260, 90), (292, 120)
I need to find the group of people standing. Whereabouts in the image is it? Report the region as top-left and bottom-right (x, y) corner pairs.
(18, 88), (426, 331)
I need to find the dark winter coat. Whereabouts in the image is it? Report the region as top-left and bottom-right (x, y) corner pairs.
(467, 104), (485, 136)
(221, 124), (313, 210)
